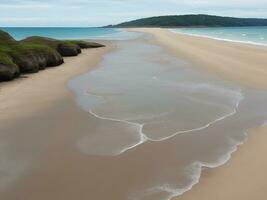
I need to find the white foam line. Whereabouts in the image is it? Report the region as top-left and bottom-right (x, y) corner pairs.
(88, 92), (265, 200)
(169, 29), (267, 47)
(134, 108), (267, 200)
(88, 93), (244, 155)
(88, 110), (148, 155)
(147, 95), (242, 142)
(131, 131), (248, 200)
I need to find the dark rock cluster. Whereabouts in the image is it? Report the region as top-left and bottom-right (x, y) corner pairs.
(58, 43), (81, 57)
(0, 30), (105, 82)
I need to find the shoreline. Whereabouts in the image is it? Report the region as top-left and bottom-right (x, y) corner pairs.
(1, 28), (267, 200)
(130, 28), (267, 89)
(169, 29), (267, 47)
(175, 125), (267, 200)
(131, 28), (267, 200)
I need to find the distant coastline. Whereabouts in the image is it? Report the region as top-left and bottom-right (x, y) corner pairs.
(170, 26), (267, 46)
(107, 14), (267, 28)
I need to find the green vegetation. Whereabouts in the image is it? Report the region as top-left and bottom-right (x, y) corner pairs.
(5, 43), (56, 57)
(0, 30), (16, 45)
(21, 37), (105, 56)
(0, 52), (16, 66)
(0, 30), (105, 81)
(67, 40), (105, 49)
(111, 14), (267, 28)
(0, 52), (19, 80)
(21, 36), (82, 57)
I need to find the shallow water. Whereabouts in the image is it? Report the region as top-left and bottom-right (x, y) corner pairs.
(1, 27), (140, 40)
(68, 36), (267, 200)
(171, 26), (267, 46)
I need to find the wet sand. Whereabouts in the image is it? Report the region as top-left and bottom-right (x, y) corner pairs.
(176, 126), (267, 200)
(131, 28), (267, 200)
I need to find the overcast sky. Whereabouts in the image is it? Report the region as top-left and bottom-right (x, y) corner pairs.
(1, 0), (267, 27)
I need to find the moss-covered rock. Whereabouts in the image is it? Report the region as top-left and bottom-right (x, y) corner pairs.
(0, 30), (104, 82)
(6, 43), (63, 73)
(22, 37), (105, 56)
(57, 43), (81, 57)
(0, 53), (20, 81)
(22, 36), (82, 57)
(68, 40), (105, 49)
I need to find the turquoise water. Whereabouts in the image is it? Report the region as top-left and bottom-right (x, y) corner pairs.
(171, 26), (267, 45)
(0, 27), (139, 40)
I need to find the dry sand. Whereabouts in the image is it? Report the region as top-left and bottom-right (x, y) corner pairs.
(132, 28), (267, 200)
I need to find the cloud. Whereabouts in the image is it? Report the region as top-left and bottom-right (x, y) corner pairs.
(0, 0), (267, 26)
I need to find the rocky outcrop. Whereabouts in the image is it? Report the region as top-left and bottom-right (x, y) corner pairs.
(11, 50), (64, 73)
(0, 30), (104, 82)
(73, 41), (105, 49)
(43, 51), (64, 67)
(57, 43), (81, 57)
(22, 36), (82, 57)
(0, 63), (19, 81)
(22, 36), (105, 55)
(0, 54), (20, 81)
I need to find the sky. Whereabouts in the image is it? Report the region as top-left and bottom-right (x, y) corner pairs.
(0, 0), (267, 27)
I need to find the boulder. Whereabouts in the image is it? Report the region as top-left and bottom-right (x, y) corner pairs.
(73, 41), (105, 49)
(57, 43), (81, 57)
(0, 53), (20, 81)
(13, 54), (41, 73)
(0, 63), (19, 81)
(10, 45), (64, 73)
(44, 51), (64, 67)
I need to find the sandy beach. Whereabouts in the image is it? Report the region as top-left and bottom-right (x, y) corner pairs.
(0, 42), (111, 122)
(132, 28), (267, 89)
(132, 28), (267, 200)
(1, 28), (267, 200)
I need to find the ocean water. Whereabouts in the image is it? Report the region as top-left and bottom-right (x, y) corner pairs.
(170, 26), (267, 45)
(68, 35), (267, 200)
(0, 27), (140, 40)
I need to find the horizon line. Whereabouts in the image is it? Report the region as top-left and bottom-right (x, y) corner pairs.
(1, 14), (267, 28)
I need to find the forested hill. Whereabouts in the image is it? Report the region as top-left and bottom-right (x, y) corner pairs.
(109, 15), (267, 28)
